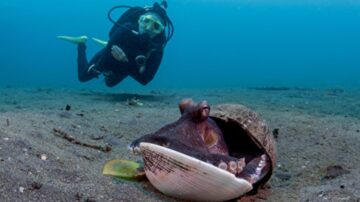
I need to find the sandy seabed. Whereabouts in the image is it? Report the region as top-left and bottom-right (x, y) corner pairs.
(0, 86), (359, 202)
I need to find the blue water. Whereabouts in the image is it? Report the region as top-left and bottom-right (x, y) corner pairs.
(1, 0), (359, 90)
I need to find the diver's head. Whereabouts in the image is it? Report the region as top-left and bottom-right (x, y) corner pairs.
(138, 12), (165, 38)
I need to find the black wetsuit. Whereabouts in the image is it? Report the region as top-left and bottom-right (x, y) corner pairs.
(77, 7), (166, 87)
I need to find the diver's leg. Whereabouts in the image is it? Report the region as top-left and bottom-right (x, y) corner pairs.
(77, 43), (100, 82)
(88, 48), (105, 71)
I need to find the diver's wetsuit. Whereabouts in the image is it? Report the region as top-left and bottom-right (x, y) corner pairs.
(77, 7), (166, 87)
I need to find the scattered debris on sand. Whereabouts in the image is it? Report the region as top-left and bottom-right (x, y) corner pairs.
(53, 128), (112, 153)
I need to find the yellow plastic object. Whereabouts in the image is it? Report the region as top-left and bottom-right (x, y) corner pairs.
(102, 159), (145, 180)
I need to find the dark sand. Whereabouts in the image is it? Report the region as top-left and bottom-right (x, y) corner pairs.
(0, 86), (359, 202)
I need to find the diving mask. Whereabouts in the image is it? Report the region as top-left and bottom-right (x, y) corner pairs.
(138, 13), (165, 35)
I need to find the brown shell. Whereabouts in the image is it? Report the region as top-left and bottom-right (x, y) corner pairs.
(210, 104), (276, 185)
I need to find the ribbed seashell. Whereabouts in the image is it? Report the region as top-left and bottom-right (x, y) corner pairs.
(140, 142), (252, 202)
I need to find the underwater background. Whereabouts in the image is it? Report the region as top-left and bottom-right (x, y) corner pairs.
(0, 0), (359, 90)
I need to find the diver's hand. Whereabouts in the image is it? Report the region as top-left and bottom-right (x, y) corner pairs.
(111, 45), (128, 62)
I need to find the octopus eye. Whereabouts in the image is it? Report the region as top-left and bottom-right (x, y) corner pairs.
(201, 105), (210, 119)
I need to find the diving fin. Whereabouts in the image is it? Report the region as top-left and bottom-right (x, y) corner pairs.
(57, 35), (88, 44)
(92, 37), (108, 47)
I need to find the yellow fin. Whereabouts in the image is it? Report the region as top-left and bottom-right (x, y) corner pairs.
(57, 35), (88, 44)
(92, 37), (108, 47)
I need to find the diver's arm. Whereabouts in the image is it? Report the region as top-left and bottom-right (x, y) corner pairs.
(130, 49), (163, 85)
(93, 26), (130, 72)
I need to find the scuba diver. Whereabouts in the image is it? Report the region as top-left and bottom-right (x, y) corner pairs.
(58, 1), (174, 87)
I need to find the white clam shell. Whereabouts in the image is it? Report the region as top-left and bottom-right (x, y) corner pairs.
(140, 142), (253, 202)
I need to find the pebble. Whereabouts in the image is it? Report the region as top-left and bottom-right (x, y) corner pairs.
(29, 182), (42, 190)
(40, 154), (47, 161)
(272, 128), (280, 139)
(3, 137), (9, 141)
(19, 187), (25, 193)
(65, 104), (71, 111)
